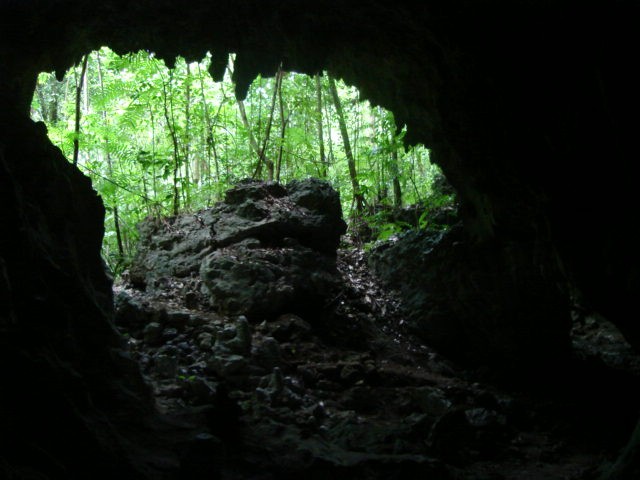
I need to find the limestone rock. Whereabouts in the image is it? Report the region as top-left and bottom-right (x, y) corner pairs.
(129, 179), (346, 319)
(369, 225), (571, 372)
(143, 322), (163, 345)
(200, 242), (339, 318)
(207, 354), (249, 381)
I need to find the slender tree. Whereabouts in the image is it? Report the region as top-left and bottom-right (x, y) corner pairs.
(38, 75), (63, 123)
(328, 75), (365, 215)
(96, 50), (125, 258)
(197, 63), (216, 187)
(183, 62), (192, 208)
(389, 131), (403, 207)
(315, 74), (327, 178)
(72, 54), (89, 166)
(160, 69), (181, 215)
(258, 66), (283, 181)
(249, 68), (281, 180)
(236, 99), (262, 169)
(275, 67), (288, 182)
(148, 99), (158, 210)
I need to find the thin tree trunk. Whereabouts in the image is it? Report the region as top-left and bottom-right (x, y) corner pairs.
(389, 133), (403, 207)
(149, 102), (157, 213)
(232, 106), (240, 178)
(236, 98), (262, 172)
(63, 73), (71, 107)
(328, 75), (365, 215)
(96, 51), (124, 257)
(140, 156), (150, 211)
(230, 52), (261, 176)
(409, 151), (422, 202)
(197, 64), (220, 194)
(83, 60), (89, 114)
(72, 54), (89, 166)
(183, 63), (192, 209)
(258, 67), (282, 181)
(35, 84), (49, 122)
(256, 77), (263, 143)
(162, 71), (181, 216)
(253, 68), (282, 182)
(315, 74), (327, 178)
(48, 78), (61, 123)
(38, 75), (62, 123)
(370, 108), (383, 202)
(324, 91), (335, 168)
(49, 78), (61, 123)
(275, 69), (288, 182)
(353, 93), (361, 164)
(169, 71), (189, 212)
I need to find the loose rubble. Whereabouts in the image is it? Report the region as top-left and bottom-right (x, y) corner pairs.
(113, 180), (640, 479)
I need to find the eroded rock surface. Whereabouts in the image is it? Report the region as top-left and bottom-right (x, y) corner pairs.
(369, 224), (572, 374)
(113, 239), (640, 480)
(129, 179), (346, 319)
(114, 181), (640, 478)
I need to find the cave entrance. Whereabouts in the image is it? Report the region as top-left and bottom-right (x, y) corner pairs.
(30, 47), (453, 275)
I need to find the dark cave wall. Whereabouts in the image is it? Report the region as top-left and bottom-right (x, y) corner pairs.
(1, 0), (639, 478)
(0, 111), (167, 478)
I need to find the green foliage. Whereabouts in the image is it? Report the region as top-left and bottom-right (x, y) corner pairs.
(376, 222), (410, 241)
(417, 209), (430, 230)
(31, 47), (454, 273)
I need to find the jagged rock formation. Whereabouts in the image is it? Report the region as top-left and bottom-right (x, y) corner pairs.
(369, 224), (571, 373)
(114, 239), (640, 479)
(129, 179), (346, 319)
(1, 1), (639, 479)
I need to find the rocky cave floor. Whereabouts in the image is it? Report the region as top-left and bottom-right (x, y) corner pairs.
(114, 238), (640, 480)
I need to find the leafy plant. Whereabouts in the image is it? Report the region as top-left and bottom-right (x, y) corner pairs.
(31, 47), (454, 272)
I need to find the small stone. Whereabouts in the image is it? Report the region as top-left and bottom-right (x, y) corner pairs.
(151, 308), (169, 325)
(218, 325), (237, 341)
(162, 327), (178, 340)
(253, 337), (282, 371)
(154, 354), (178, 378)
(114, 290), (150, 328)
(197, 332), (214, 350)
(268, 367), (284, 397)
(143, 322), (163, 345)
(236, 237), (261, 249)
(465, 408), (504, 427)
(298, 366), (318, 387)
(157, 344), (178, 356)
(411, 387), (452, 416)
(184, 292), (198, 309)
(207, 354), (248, 379)
(271, 314), (312, 342)
(188, 314), (207, 327)
(312, 401), (326, 420)
(222, 316), (252, 355)
(166, 310), (191, 327)
(188, 377), (218, 403)
(233, 316), (252, 354)
(316, 379), (340, 391)
(339, 363), (363, 384)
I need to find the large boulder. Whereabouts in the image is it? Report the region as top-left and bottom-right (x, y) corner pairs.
(129, 178), (347, 319)
(199, 240), (339, 318)
(369, 225), (572, 374)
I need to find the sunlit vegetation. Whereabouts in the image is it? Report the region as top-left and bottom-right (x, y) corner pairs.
(31, 47), (452, 272)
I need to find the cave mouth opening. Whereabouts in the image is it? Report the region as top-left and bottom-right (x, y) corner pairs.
(30, 46), (455, 275)
(4, 2), (640, 478)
